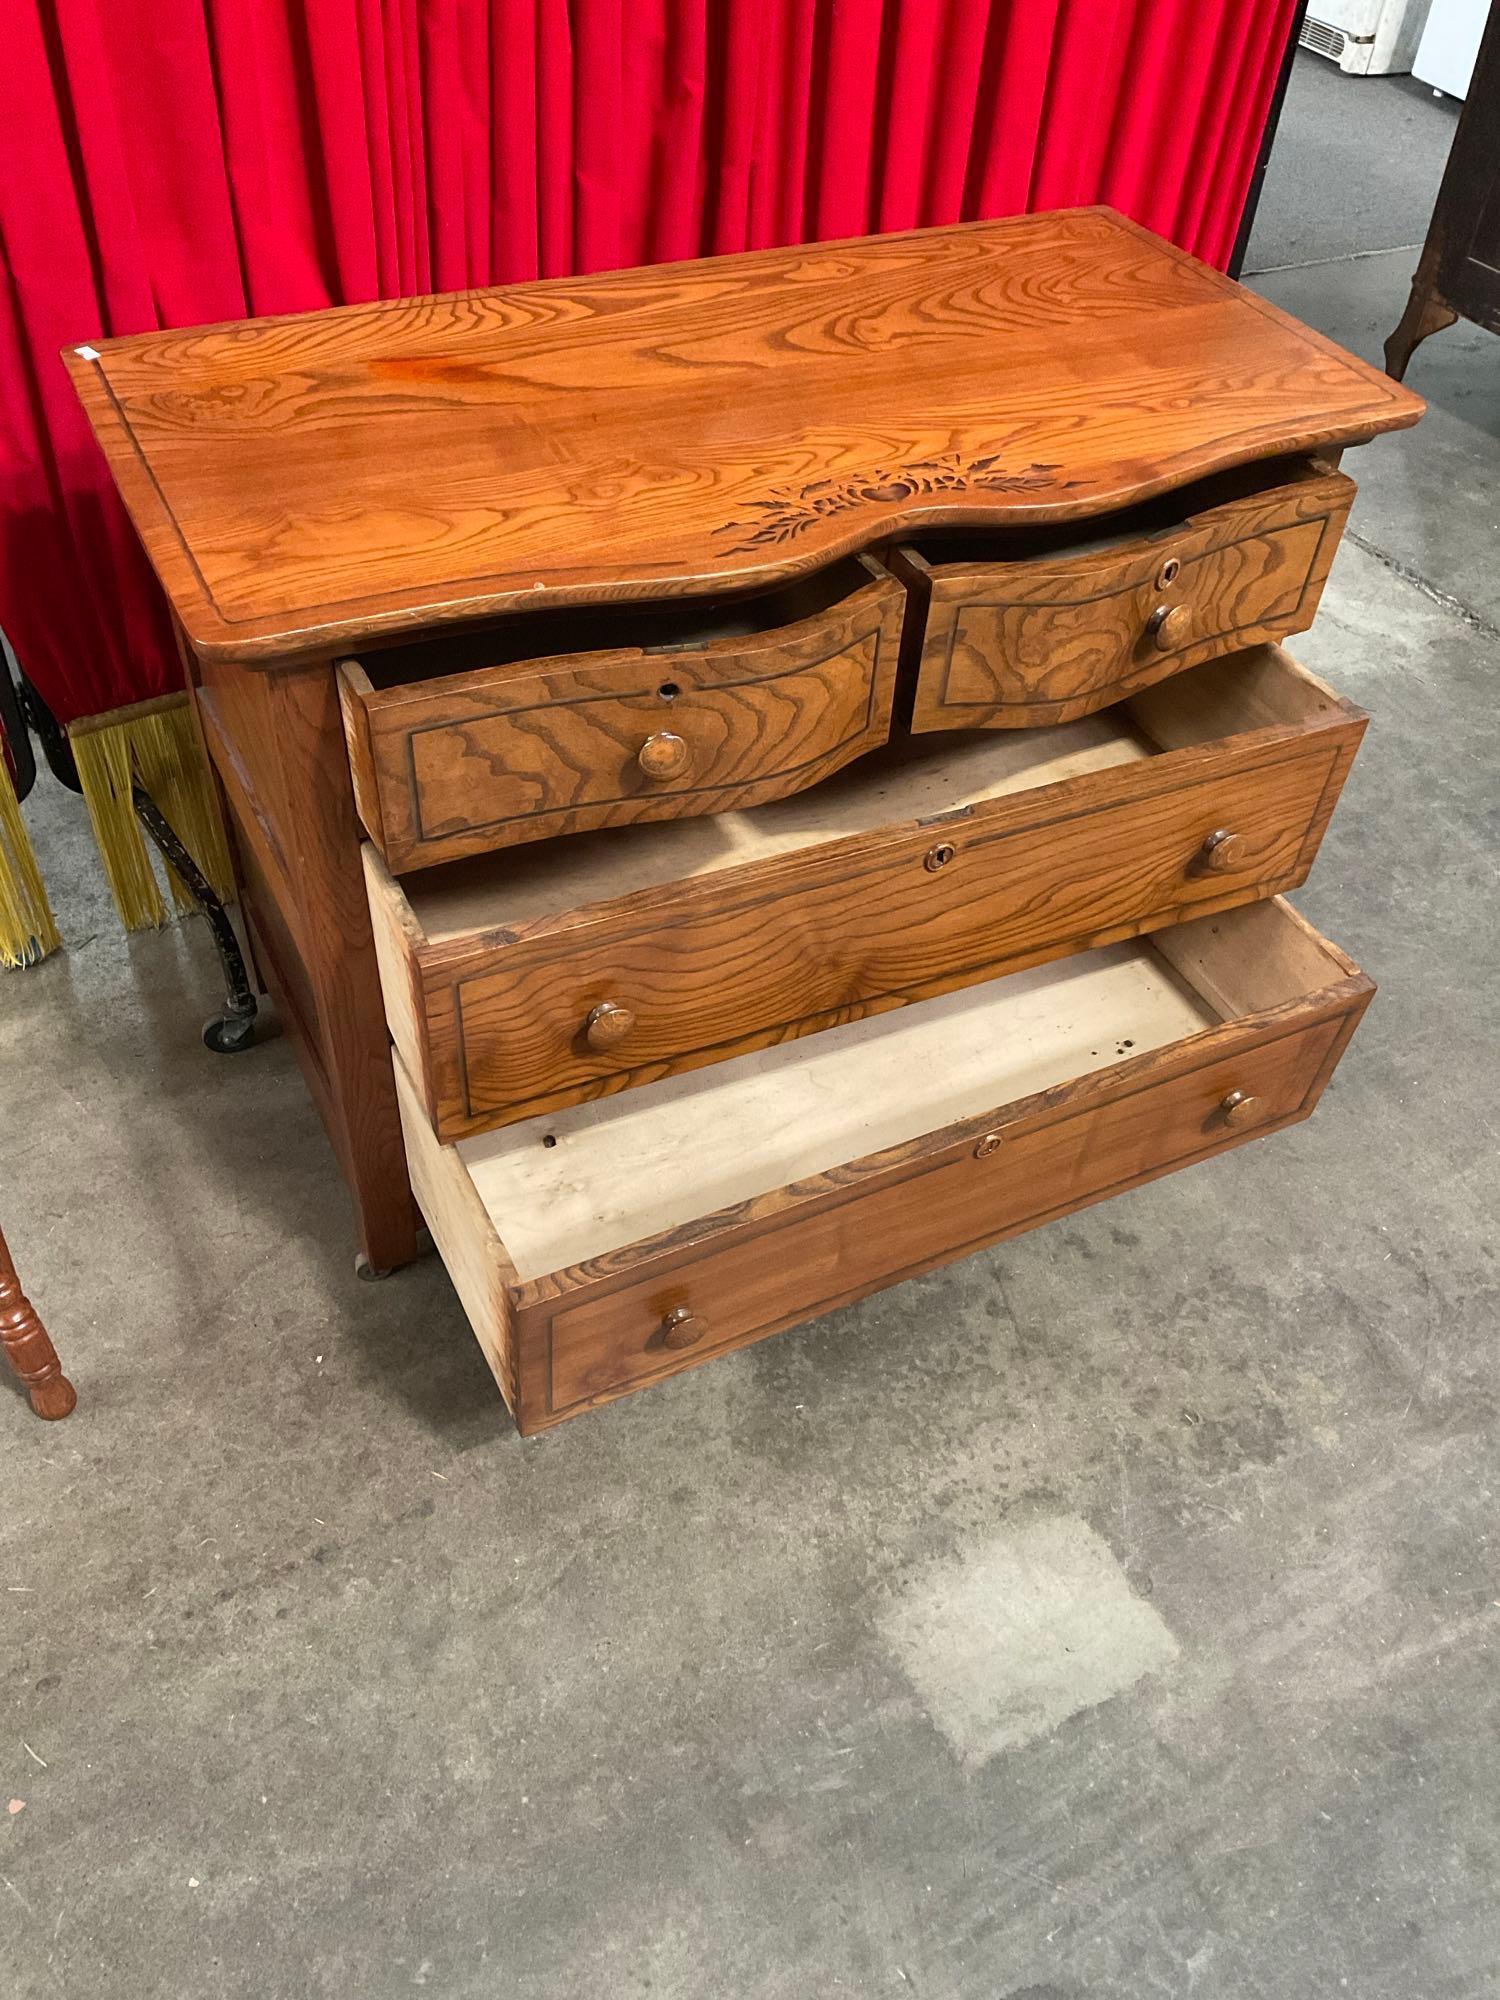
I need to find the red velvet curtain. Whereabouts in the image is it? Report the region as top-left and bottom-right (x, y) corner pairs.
(1, 0), (1297, 726)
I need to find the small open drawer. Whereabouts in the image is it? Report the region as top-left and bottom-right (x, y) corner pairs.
(394, 896), (1372, 1432)
(365, 643), (1365, 1140)
(889, 457), (1354, 732)
(338, 555), (905, 871)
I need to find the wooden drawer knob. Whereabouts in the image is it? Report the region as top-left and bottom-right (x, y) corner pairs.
(1197, 828), (1246, 872)
(1146, 602), (1192, 652)
(637, 731), (690, 781)
(584, 1001), (635, 1050)
(1219, 1089), (1259, 1129)
(660, 1306), (703, 1350)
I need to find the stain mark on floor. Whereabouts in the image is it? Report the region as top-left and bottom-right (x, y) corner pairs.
(881, 1514), (1179, 1767)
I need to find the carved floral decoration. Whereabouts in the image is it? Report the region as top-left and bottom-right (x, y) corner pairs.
(722, 452), (1069, 551)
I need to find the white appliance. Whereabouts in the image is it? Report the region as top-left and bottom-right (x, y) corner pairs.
(1300, 0), (1434, 72)
(1412, 0), (1488, 94)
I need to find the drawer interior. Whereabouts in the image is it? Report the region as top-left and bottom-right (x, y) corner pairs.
(391, 642), (1349, 946)
(894, 452), (1326, 569)
(349, 556), (881, 693)
(447, 897), (1353, 1283)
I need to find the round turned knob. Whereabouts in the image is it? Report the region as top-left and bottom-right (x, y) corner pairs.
(1219, 1089), (1259, 1129)
(637, 731), (690, 782)
(1146, 602), (1193, 652)
(584, 1001), (635, 1051)
(1197, 828), (1246, 873)
(659, 1306), (703, 1350)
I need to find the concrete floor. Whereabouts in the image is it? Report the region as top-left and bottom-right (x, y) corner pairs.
(1243, 55), (1457, 271)
(5, 91), (1500, 2000)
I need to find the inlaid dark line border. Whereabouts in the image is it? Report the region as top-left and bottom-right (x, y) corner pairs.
(934, 502), (1339, 710)
(79, 206), (1413, 637)
(400, 618), (891, 846)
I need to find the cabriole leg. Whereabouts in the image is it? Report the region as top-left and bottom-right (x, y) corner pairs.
(1384, 280), (1458, 382)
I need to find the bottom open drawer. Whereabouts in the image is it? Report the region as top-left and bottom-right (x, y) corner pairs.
(394, 897), (1372, 1432)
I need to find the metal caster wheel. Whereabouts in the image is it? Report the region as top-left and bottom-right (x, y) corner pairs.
(203, 1009), (257, 1054)
(355, 1254), (395, 1282)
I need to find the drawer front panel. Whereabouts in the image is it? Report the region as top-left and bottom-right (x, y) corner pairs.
(539, 1007), (1355, 1417)
(428, 735), (1357, 1137)
(342, 570), (904, 869)
(902, 467), (1354, 731)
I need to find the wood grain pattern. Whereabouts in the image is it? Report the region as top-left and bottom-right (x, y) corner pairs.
(364, 644), (1365, 1140)
(65, 209), (1421, 666)
(537, 1010), (1353, 1418)
(339, 559), (904, 869)
(389, 899), (1372, 1432)
(187, 640), (419, 1271)
(895, 462), (1354, 730)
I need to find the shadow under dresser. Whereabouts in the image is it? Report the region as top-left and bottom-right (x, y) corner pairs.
(67, 207), (1423, 1430)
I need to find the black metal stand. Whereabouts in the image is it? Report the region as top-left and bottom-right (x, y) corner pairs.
(0, 651), (37, 803)
(1228, 0), (1312, 280)
(132, 782), (258, 1054)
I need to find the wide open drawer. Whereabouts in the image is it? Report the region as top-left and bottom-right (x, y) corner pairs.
(890, 458), (1354, 731)
(393, 897), (1372, 1432)
(366, 643), (1365, 1140)
(337, 555), (904, 871)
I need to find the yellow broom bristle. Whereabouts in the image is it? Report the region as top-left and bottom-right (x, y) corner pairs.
(0, 752), (61, 968)
(69, 694), (233, 935)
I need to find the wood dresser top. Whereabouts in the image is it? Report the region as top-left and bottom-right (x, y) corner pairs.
(67, 208), (1422, 666)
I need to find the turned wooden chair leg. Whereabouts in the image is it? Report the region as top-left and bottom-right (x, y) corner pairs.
(0, 1225), (76, 1420)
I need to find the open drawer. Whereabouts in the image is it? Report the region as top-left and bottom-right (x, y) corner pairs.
(338, 555), (905, 871)
(889, 457), (1354, 731)
(394, 897), (1372, 1432)
(366, 643), (1365, 1140)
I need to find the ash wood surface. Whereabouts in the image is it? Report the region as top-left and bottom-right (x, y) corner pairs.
(364, 644), (1365, 1140)
(0, 1223), (76, 1421)
(391, 899), (1371, 1431)
(339, 558), (904, 870)
(895, 463), (1353, 730)
(396, 712), (1150, 940)
(539, 1011), (1353, 1417)
(187, 643), (419, 1272)
(66, 209), (1420, 665)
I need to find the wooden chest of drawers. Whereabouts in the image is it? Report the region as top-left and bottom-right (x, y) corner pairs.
(69, 208), (1423, 1433)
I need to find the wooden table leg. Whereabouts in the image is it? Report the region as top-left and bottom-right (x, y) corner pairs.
(0, 1225), (76, 1420)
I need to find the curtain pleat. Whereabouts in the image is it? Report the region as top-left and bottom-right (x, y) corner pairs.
(0, 0), (1297, 728)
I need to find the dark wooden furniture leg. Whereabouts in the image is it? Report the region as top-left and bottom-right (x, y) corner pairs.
(1385, 265), (1459, 382)
(0, 1224), (76, 1420)
(1384, 7), (1500, 381)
